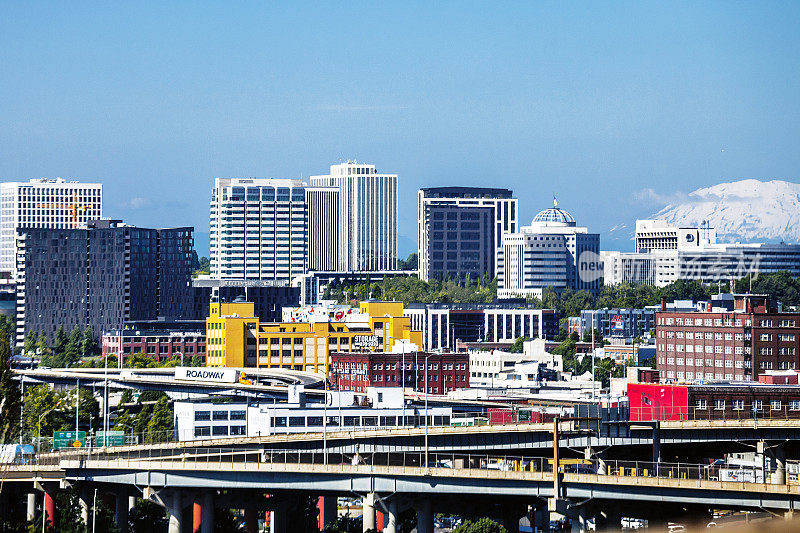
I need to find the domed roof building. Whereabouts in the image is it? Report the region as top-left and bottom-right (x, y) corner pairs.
(531, 199), (576, 227)
(497, 199), (601, 298)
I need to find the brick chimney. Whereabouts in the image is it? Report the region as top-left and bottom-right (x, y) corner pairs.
(660, 297), (666, 312)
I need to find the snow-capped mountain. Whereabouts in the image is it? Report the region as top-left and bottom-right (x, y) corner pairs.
(652, 179), (800, 244)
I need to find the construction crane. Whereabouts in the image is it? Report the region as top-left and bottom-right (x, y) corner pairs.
(36, 194), (91, 228)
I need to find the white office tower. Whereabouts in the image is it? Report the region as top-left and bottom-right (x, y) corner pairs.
(0, 178), (103, 276)
(635, 219), (717, 252)
(310, 162), (397, 272)
(209, 178), (308, 281)
(603, 219), (800, 287)
(497, 200), (601, 298)
(305, 186), (339, 271)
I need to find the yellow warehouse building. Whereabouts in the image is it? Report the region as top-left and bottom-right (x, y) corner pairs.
(205, 301), (423, 375)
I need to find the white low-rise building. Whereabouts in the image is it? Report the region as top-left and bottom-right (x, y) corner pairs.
(173, 387), (452, 441)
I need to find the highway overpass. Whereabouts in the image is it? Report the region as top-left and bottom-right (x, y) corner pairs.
(3, 421), (799, 533)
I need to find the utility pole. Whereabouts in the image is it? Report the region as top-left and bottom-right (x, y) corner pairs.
(76, 378), (80, 439)
(104, 353), (109, 447)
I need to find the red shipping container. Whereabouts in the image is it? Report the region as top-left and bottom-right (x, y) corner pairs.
(487, 408), (517, 425)
(627, 383), (688, 421)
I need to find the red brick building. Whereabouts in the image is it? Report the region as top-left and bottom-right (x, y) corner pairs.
(330, 351), (470, 394)
(102, 325), (206, 363)
(656, 295), (800, 382)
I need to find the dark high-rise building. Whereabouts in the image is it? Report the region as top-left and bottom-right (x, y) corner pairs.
(190, 279), (300, 322)
(422, 204), (495, 282)
(418, 187), (517, 281)
(15, 220), (194, 346)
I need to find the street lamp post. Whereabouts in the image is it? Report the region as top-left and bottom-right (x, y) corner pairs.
(103, 352), (109, 449)
(37, 406), (59, 454)
(424, 371), (429, 467)
(323, 379), (328, 465)
(591, 310), (596, 402)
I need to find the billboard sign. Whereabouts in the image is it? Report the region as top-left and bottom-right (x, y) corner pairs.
(175, 367), (239, 384)
(353, 335), (380, 349)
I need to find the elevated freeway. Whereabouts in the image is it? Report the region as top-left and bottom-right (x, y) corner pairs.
(3, 442), (799, 533)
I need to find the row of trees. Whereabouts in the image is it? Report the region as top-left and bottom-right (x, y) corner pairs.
(112, 390), (174, 443)
(323, 275), (498, 305)
(536, 272), (800, 319)
(23, 325), (99, 367)
(324, 271), (800, 319)
(21, 384), (99, 446)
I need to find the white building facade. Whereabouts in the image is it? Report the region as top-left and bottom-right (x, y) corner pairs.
(0, 178), (103, 276)
(497, 202), (601, 298)
(305, 186), (339, 272)
(404, 304), (557, 351)
(603, 220), (800, 287)
(209, 178), (308, 282)
(310, 162), (397, 272)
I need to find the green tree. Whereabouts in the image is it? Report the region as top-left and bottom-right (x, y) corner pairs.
(453, 517), (507, 533)
(128, 499), (167, 533)
(53, 326), (68, 357)
(0, 331), (21, 444)
(66, 325), (83, 362)
(82, 327), (98, 356)
(508, 336), (527, 353)
(145, 397), (173, 443)
(23, 330), (36, 354)
(36, 331), (49, 356)
(397, 253), (418, 271)
(22, 384), (65, 445)
(0, 314), (14, 340)
(193, 255), (211, 278)
(190, 354), (202, 367)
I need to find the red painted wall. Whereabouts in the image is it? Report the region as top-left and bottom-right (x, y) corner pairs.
(628, 383), (688, 421)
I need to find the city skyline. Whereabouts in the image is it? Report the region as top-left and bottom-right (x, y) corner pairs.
(2, 3), (799, 256)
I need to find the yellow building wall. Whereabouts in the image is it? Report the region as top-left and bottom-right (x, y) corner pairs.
(206, 302), (257, 368)
(207, 301), (424, 375)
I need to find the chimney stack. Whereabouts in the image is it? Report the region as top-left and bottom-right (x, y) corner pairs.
(660, 297), (666, 312)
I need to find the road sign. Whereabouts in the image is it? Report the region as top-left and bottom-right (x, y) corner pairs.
(53, 431), (86, 449)
(95, 431), (125, 447)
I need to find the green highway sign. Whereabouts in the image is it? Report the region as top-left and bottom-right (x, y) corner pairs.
(95, 431), (125, 447)
(53, 431), (86, 449)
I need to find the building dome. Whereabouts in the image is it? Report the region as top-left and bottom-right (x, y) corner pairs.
(532, 199), (576, 226)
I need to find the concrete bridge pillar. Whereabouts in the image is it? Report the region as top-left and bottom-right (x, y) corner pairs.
(26, 492), (37, 522)
(652, 422), (661, 464)
(43, 488), (55, 526)
(416, 497), (433, 533)
(382, 498), (399, 533)
(318, 496), (337, 530)
(570, 506), (588, 533)
(167, 491), (183, 533)
(192, 502), (201, 533)
(78, 486), (91, 526)
(270, 498), (288, 533)
(774, 443), (787, 485)
(532, 505), (550, 532)
(200, 492), (215, 533)
(595, 505), (621, 532)
(116, 489), (130, 533)
(363, 493), (377, 533)
(244, 507), (258, 533)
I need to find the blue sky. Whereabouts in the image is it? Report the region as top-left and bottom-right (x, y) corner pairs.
(2, 2), (799, 256)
